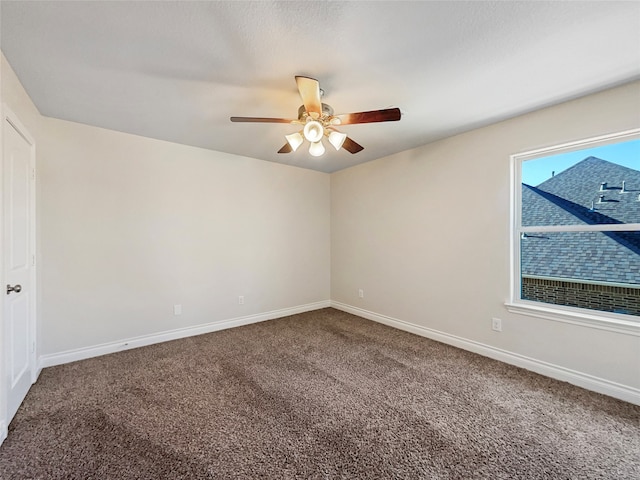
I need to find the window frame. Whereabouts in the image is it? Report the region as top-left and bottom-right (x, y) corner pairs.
(507, 128), (640, 336)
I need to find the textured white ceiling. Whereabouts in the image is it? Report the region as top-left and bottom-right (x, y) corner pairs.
(1, 1), (639, 173)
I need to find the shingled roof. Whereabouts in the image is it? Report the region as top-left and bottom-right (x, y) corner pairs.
(521, 157), (640, 285)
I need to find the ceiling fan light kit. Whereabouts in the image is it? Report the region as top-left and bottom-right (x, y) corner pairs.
(285, 132), (304, 152)
(303, 120), (324, 143)
(308, 141), (326, 157)
(328, 130), (347, 150)
(230, 76), (401, 157)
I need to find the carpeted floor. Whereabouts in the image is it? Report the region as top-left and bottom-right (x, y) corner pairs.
(0, 308), (638, 479)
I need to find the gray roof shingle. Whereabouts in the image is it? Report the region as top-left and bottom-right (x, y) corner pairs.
(521, 157), (640, 285)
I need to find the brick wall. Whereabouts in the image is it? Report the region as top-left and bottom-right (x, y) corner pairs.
(522, 276), (640, 316)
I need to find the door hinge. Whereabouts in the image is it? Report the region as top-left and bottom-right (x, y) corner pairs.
(31, 168), (36, 181)
(31, 254), (36, 267)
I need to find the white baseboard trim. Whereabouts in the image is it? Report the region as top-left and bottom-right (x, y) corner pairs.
(32, 366), (42, 384)
(0, 420), (7, 447)
(331, 301), (640, 406)
(39, 300), (331, 369)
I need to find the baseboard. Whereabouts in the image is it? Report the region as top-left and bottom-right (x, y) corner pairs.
(32, 366), (42, 384)
(39, 300), (331, 369)
(0, 420), (7, 447)
(35, 299), (640, 405)
(331, 301), (640, 406)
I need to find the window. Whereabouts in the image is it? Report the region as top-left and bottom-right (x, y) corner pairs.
(508, 129), (640, 333)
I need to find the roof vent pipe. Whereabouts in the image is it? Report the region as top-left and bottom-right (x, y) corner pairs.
(589, 200), (595, 212)
(598, 195), (605, 203)
(600, 182), (607, 191)
(620, 180), (627, 194)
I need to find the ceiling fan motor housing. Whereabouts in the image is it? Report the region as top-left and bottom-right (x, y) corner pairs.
(297, 103), (334, 120)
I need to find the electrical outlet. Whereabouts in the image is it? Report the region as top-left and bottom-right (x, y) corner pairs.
(358, 289), (364, 298)
(238, 296), (245, 305)
(173, 304), (182, 316)
(492, 318), (502, 332)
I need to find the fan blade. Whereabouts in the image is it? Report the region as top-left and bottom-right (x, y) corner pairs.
(295, 76), (322, 116)
(230, 117), (294, 123)
(277, 143), (293, 154)
(332, 107), (401, 125)
(342, 136), (364, 154)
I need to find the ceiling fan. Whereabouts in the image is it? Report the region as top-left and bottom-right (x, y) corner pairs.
(230, 76), (401, 157)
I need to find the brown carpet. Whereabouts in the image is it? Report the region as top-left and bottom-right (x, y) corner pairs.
(1, 308), (638, 479)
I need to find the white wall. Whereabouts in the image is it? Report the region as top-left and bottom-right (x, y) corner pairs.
(38, 118), (330, 356)
(331, 81), (640, 400)
(0, 55), (41, 135)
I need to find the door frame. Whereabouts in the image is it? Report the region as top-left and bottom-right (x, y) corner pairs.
(1, 104), (38, 443)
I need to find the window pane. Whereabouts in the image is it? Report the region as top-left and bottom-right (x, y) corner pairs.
(521, 231), (640, 316)
(521, 142), (640, 227)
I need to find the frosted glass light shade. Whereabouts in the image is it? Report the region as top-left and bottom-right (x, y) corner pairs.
(303, 120), (324, 143)
(308, 141), (325, 157)
(285, 132), (304, 151)
(328, 131), (347, 150)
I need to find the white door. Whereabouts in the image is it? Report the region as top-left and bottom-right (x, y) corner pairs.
(3, 112), (35, 424)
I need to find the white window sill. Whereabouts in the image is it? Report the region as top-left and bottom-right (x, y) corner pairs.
(504, 301), (640, 336)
